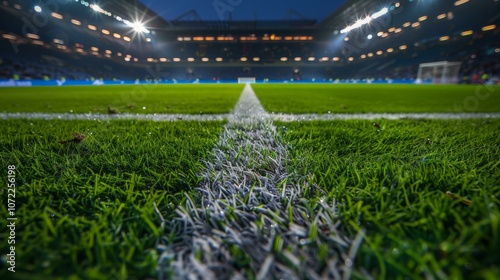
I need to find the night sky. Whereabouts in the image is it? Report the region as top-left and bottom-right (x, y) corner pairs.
(139, 0), (348, 22)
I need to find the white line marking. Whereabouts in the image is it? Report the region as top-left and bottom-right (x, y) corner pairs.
(0, 112), (229, 121)
(272, 113), (500, 121)
(2, 112), (499, 122)
(158, 85), (356, 279)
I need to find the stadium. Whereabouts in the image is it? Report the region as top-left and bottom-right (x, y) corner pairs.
(0, 0), (499, 278)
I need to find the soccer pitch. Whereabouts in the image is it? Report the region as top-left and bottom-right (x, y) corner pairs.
(0, 84), (243, 114)
(252, 84), (500, 113)
(1, 84), (499, 279)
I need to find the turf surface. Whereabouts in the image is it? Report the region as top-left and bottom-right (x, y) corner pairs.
(0, 119), (223, 278)
(279, 119), (500, 279)
(2, 83), (500, 279)
(253, 84), (500, 113)
(0, 84), (244, 114)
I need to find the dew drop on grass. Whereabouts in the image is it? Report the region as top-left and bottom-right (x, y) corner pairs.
(143, 106), (147, 110)
(70, 109), (73, 113)
(30, 123), (33, 126)
(345, 258), (353, 267)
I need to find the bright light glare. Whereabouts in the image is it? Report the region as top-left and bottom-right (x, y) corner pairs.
(124, 20), (150, 34)
(367, 34), (373, 39)
(372, 7), (388, 19)
(340, 26), (351, 34)
(34, 5), (42, 12)
(341, 7), (388, 33)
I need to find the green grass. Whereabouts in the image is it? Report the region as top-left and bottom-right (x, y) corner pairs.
(0, 84), (244, 114)
(278, 119), (500, 279)
(2, 83), (500, 279)
(253, 84), (500, 113)
(0, 119), (223, 279)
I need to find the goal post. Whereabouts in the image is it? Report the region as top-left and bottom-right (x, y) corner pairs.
(416, 61), (462, 84)
(238, 77), (256, 84)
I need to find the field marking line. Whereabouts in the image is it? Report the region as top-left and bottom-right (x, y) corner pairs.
(157, 84), (356, 279)
(2, 112), (500, 121)
(0, 112), (229, 121)
(271, 112), (500, 121)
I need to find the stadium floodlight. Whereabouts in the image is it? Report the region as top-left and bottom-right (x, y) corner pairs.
(359, 17), (372, 25)
(341, 17), (371, 33)
(340, 26), (351, 34)
(133, 22), (150, 33)
(341, 7), (388, 33)
(34, 5), (42, 12)
(367, 34), (373, 39)
(371, 7), (388, 19)
(91, 5), (101, 12)
(124, 20), (150, 34)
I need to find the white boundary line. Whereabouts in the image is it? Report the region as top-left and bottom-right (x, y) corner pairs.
(0, 112), (229, 121)
(2, 112), (499, 121)
(157, 85), (356, 279)
(271, 112), (500, 121)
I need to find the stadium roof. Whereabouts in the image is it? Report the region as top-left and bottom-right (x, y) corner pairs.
(139, 0), (348, 22)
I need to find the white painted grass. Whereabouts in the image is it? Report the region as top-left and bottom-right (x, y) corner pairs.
(155, 85), (359, 279)
(3, 112), (499, 122)
(0, 112), (228, 121)
(271, 112), (500, 121)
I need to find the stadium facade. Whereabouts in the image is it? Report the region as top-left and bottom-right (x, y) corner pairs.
(0, 0), (499, 84)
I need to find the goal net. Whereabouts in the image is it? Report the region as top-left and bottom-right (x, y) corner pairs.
(416, 61), (462, 84)
(238, 77), (256, 84)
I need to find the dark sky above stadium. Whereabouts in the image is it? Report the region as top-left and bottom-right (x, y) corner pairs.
(139, 0), (348, 21)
